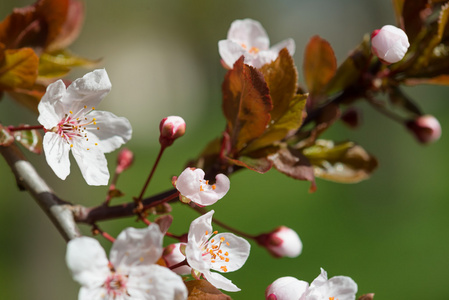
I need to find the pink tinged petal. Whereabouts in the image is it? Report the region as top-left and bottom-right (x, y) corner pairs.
(202, 269), (240, 292)
(164, 243), (191, 275)
(268, 227), (303, 258)
(87, 110), (132, 153)
(307, 268), (358, 300)
(270, 38), (296, 56)
(110, 224), (163, 271)
(218, 39), (247, 69)
(66, 237), (110, 289)
(43, 132), (71, 180)
(126, 265), (188, 300)
(186, 238), (210, 273)
(371, 25), (409, 64)
(64, 69), (112, 114)
(37, 80), (67, 129)
(265, 277), (309, 300)
(71, 139), (109, 185)
(187, 210), (214, 246)
(209, 233), (250, 273)
(227, 19), (270, 50)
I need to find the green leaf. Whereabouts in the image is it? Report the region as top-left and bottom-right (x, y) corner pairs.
(269, 146), (316, 192)
(0, 124), (14, 146)
(303, 35), (336, 103)
(0, 48), (39, 90)
(302, 140), (378, 183)
(222, 56), (272, 153)
(38, 49), (99, 78)
(13, 126), (42, 154)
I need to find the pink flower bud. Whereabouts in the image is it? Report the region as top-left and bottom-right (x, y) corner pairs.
(371, 25), (409, 64)
(256, 226), (302, 258)
(116, 148), (134, 173)
(159, 116), (186, 147)
(406, 114), (442, 144)
(265, 276), (309, 300)
(163, 243), (191, 275)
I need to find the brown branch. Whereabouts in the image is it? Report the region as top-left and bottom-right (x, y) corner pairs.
(0, 143), (81, 242)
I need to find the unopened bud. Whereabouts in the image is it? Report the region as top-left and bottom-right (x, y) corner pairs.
(163, 243), (191, 275)
(371, 25), (409, 64)
(159, 116), (186, 147)
(256, 226), (302, 258)
(406, 114), (442, 144)
(265, 276), (309, 300)
(116, 148), (134, 173)
(341, 107), (362, 129)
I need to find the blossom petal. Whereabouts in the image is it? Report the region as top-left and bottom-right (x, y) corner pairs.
(307, 268), (358, 300)
(265, 276), (309, 300)
(87, 110), (132, 153)
(43, 132), (71, 180)
(71, 138), (109, 185)
(187, 210), (214, 246)
(64, 69), (111, 114)
(37, 80), (67, 129)
(78, 286), (109, 300)
(66, 237), (109, 289)
(110, 224), (163, 271)
(202, 270), (240, 292)
(209, 233), (250, 273)
(270, 38), (296, 56)
(227, 19), (270, 50)
(126, 265), (188, 300)
(218, 40), (247, 69)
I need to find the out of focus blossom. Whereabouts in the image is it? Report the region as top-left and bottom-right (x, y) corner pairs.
(218, 18), (295, 69)
(159, 116), (186, 147)
(175, 168), (230, 206)
(406, 114), (442, 144)
(371, 25), (409, 64)
(185, 210), (250, 292)
(163, 243), (191, 275)
(256, 226), (302, 258)
(37, 69), (132, 185)
(266, 268), (358, 300)
(66, 224), (187, 300)
(116, 148), (134, 173)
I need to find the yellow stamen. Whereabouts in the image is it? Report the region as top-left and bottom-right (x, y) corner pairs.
(212, 184), (216, 190)
(70, 144), (73, 148)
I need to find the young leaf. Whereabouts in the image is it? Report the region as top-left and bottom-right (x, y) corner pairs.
(302, 140), (378, 183)
(401, 0), (429, 43)
(226, 155), (273, 174)
(303, 35), (336, 105)
(12, 126), (42, 154)
(185, 280), (232, 300)
(0, 48), (39, 90)
(38, 49), (99, 78)
(222, 56), (272, 153)
(6, 83), (46, 113)
(0, 124), (14, 146)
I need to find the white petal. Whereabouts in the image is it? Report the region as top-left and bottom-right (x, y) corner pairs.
(209, 233), (250, 273)
(265, 277), (309, 300)
(307, 268), (358, 300)
(218, 40), (247, 69)
(78, 286), (110, 300)
(185, 238), (210, 273)
(187, 210), (214, 246)
(43, 132), (71, 180)
(37, 80), (67, 129)
(176, 168), (203, 197)
(270, 38), (296, 56)
(87, 110), (132, 153)
(202, 270), (240, 292)
(228, 19), (270, 50)
(110, 224), (163, 270)
(71, 138), (109, 185)
(66, 237), (109, 289)
(64, 69), (111, 114)
(126, 265), (188, 300)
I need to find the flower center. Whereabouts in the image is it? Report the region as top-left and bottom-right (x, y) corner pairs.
(241, 43), (260, 54)
(52, 105), (100, 150)
(199, 180), (216, 192)
(104, 272), (128, 297)
(202, 230), (230, 272)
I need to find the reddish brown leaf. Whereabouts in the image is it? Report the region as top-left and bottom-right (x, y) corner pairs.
(6, 83), (46, 113)
(186, 280), (232, 300)
(226, 155), (273, 173)
(358, 293), (375, 300)
(0, 48), (39, 90)
(222, 56), (272, 153)
(12, 126), (43, 154)
(303, 36), (336, 103)
(401, 0), (429, 43)
(270, 146), (316, 192)
(405, 74), (449, 85)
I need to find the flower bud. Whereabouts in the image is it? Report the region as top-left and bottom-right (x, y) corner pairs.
(163, 243), (191, 275)
(116, 148), (134, 174)
(341, 107), (362, 129)
(256, 226), (303, 258)
(265, 276), (309, 300)
(159, 116), (186, 147)
(371, 25), (409, 64)
(406, 114), (442, 144)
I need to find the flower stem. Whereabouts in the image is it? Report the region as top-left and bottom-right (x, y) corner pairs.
(191, 205), (256, 240)
(103, 172), (120, 206)
(169, 259), (188, 270)
(92, 224), (116, 243)
(136, 145), (166, 203)
(8, 125), (44, 132)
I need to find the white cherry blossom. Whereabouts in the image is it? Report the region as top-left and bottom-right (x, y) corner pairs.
(175, 168), (230, 206)
(185, 210), (250, 292)
(218, 18), (295, 69)
(265, 276), (309, 300)
(66, 224), (188, 300)
(37, 69), (132, 185)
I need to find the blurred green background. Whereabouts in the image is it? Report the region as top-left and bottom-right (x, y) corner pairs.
(1, 0), (449, 299)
